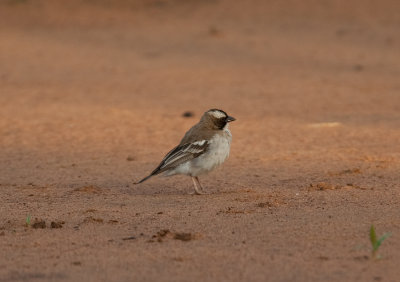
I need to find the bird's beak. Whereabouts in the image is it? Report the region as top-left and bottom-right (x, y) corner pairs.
(226, 116), (236, 122)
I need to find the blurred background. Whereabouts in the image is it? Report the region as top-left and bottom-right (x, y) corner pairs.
(1, 0), (399, 188)
(1, 1), (400, 281)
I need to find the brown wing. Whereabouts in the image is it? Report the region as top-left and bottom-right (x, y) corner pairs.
(136, 140), (209, 184)
(179, 123), (216, 145)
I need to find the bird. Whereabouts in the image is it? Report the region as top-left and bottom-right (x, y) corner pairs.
(135, 109), (236, 195)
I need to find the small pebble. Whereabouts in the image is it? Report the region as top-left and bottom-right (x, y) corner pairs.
(182, 111), (194, 118)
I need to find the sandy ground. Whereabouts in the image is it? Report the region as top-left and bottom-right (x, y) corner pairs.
(1, 0), (400, 281)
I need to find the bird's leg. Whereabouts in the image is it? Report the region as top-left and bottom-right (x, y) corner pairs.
(194, 177), (206, 193)
(190, 176), (204, 195)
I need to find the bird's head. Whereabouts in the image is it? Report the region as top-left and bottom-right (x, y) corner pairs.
(201, 109), (236, 130)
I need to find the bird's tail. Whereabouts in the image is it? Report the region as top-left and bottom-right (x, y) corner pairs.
(134, 165), (164, 185)
(134, 174), (154, 185)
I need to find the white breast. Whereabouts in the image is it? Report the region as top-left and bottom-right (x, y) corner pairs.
(203, 128), (232, 169)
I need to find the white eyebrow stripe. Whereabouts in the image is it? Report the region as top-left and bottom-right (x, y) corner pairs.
(210, 110), (226, 119)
